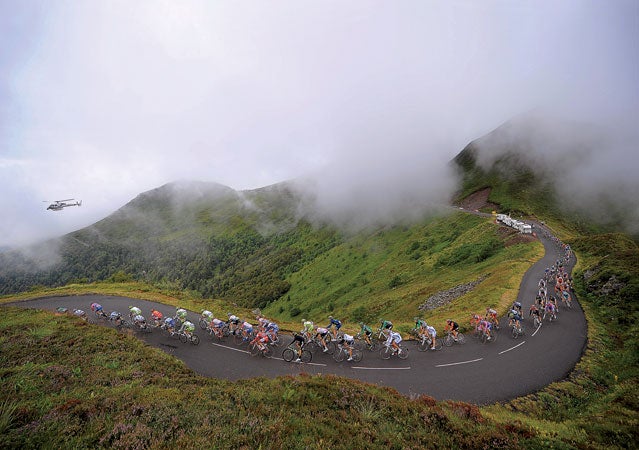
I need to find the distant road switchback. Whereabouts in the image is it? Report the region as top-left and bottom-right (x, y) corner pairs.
(10, 221), (587, 405)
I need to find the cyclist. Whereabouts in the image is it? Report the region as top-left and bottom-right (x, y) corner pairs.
(358, 322), (374, 347)
(315, 326), (331, 352)
(445, 319), (460, 341)
(512, 301), (522, 316)
(163, 316), (177, 334)
(175, 307), (188, 322)
(327, 316), (342, 339)
(256, 315), (269, 331)
(425, 324), (438, 349)
(180, 320), (195, 338)
(301, 319), (314, 341)
(478, 318), (492, 341)
(470, 314), (482, 335)
(227, 313), (241, 335)
(385, 330), (402, 353)
(561, 289), (571, 306)
(90, 302), (106, 318)
(73, 309), (87, 320)
(128, 305), (142, 320)
(485, 308), (498, 328)
(150, 309), (163, 327)
(290, 332), (306, 362)
(240, 320), (254, 341)
(109, 311), (123, 324)
(133, 314), (147, 329)
(337, 333), (356, 361)
(413, 317), (428, 337)
(265, 321), (279, 344)
(209, 317), (225, 338)
(201, 310), (214, 322)
(250, 330), (270, 354)
(544, 301), (557, 321)
(509, 308), (523, 331)
(529, 304), (542, 325)
(380, 319), (393, 331)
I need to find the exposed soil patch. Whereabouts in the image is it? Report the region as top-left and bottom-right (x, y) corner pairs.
(459, 187), (499, 211)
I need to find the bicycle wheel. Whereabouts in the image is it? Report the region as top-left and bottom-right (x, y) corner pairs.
(305, 340), (319, 353)
(199, 318), (208, 330)
(300, 350), (313, 363)
(234, 332), (245, 346)
(368, 340), (380, 352)
(380, 347), (392, 360)
(282, 347), (295, 362)
(444, 334), (453, 347)
(334, 348), (346, 362)
(222, 325), (230, 337)
(457, 333), (466, 344)
(417, 339), (429, 352)
(352, 349), (363, 362)
(249, 343), (260, 356)
(325, 341), (335, 355)
(398, 347), (409, 359)
(263, 345), (273, 358)
(179, 333), (188, 343)
(190, 334), (200, 345)
(434, 338), (443, 350)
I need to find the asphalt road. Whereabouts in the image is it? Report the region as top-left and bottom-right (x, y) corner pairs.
(9, 222), (587, 405)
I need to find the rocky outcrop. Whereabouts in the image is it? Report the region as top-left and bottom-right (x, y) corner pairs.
(418, 274), (489, 311)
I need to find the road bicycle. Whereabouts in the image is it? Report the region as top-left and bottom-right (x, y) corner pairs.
(443, 331), (466, 347)
(478, 328), (496, 344)
(249, 341), (273, 358)
(511, 322), (525, 339)
(543, 308), (557, 323)
(380, 344), (409, 360)
(354, 332), (380, 352)
(532, 314), (542, 328)
(282, 343), (313, 363)
(333, 344), (363, 362)
(178, 331), (200, 345)
(304, 334), (334, 355)
(416, 334), (443, 351)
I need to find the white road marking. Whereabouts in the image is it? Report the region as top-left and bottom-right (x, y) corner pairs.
(211, 342), (249, 353)
(531, 324), (542, 337)
(352, 366), (411, 370)
(498, 341), (526, 355)
(435, 358), (483, 367)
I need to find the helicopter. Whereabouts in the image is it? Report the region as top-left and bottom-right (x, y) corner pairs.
(44, 199), (82, 211)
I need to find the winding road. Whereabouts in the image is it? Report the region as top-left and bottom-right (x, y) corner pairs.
(10, 222), (588, 405)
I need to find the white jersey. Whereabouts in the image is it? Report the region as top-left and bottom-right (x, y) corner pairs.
(386, 331), (402, 345)
(426, 326), (436, 336)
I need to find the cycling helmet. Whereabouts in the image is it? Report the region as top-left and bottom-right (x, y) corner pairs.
(328, 315), (333, 319)
(413, 317), (419, 321)
(358, 322), (364, 326)
(514, 302), (522, 307)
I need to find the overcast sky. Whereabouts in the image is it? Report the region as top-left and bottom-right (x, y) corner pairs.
(1, 0), (637, 248)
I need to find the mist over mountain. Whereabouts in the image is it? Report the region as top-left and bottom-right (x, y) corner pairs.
(1, 113), (637, 297)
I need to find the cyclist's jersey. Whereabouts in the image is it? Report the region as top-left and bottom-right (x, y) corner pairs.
(327, 318), (342, 329)
(386, 331), (402, 345)
(381, 320), (393, 329)
(360, 324), (372, 335)
(176, 309), (187, 320)
(242, 322), (253, 332)
(510, 310), (522, 321)
(426, 325), (436, 336)
(545, 303), (556, 312)
(316, 327), (329, 335)
(415, 319), (427, 329)
(530, 307), (541, 316)
(228, 315), (240, 324)
(73, 309), (86, 317)
(164, 317), (176, 327)
(562, 290), (570, 300)
(151, 310), (163, 320)
(258, 317), (269, 328)
(110, 311), (121, 320)
(479, 320), (491, 331)
(211, 318), (224, 327)
(266, 322), (279, 332)
(91, 303), (103, 312)
(303, 321), (314, 333)
(134, 315), (145, 323)
(254, 331), (269, 343)
(342, 333), (354, 344)
(181, 321), (195, 332)
(129, 307), (142, 316)
(201, 310), (213, 320)
(447, 321), (459, 331)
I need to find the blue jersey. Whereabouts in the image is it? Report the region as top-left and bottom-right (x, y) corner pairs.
(328, 318), (342, 329)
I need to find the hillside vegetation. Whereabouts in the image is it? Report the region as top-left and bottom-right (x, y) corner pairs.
(1, 118), (638, 448)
